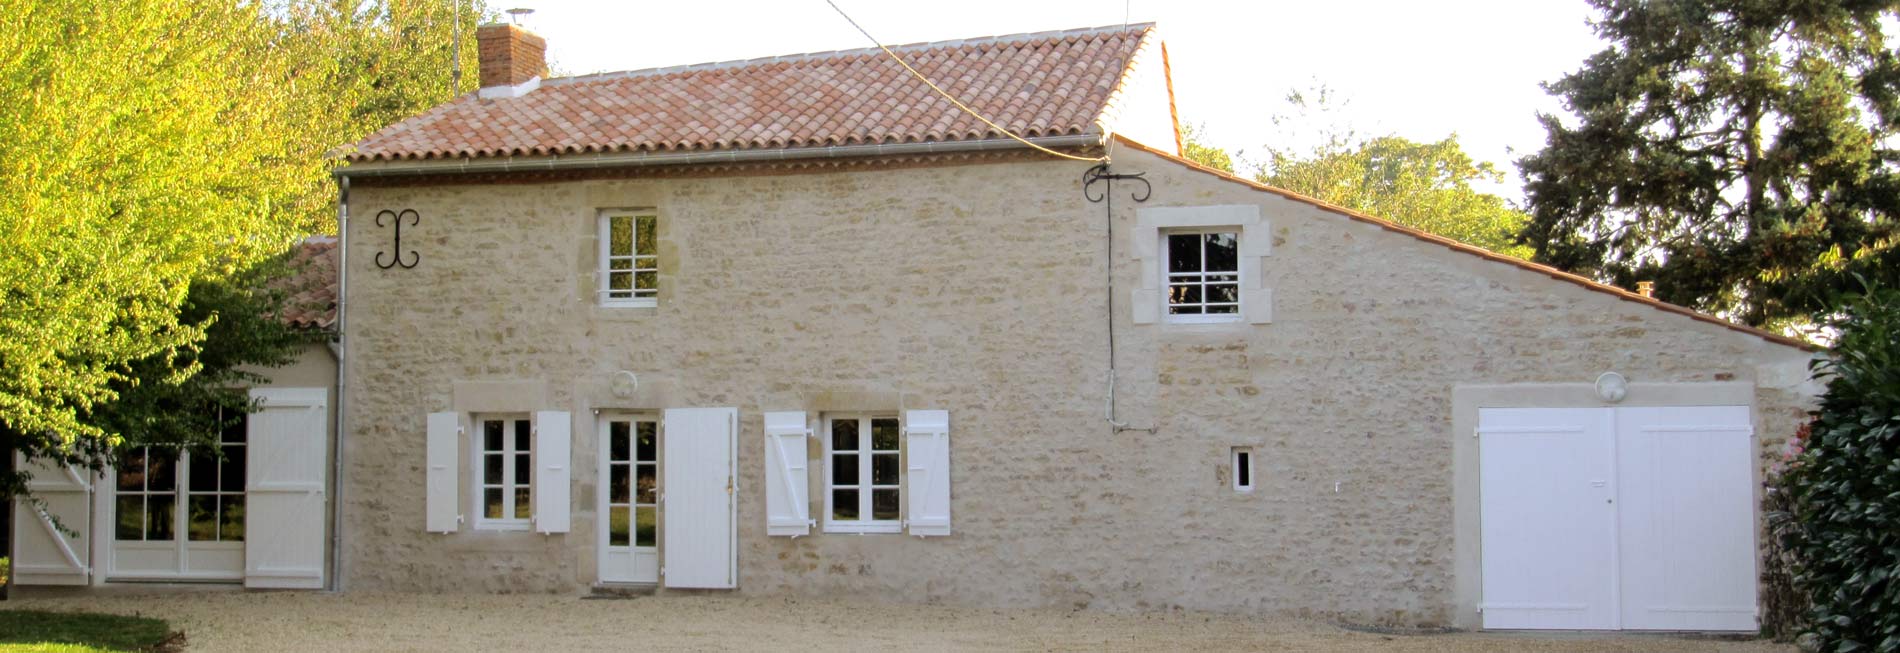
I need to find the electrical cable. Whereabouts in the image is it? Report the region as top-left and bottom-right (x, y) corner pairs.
(823, 0), (1109, 163)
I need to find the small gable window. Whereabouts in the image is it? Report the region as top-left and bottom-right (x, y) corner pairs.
(599, 211), (658, 307)
(1165, 230), (1241, 322)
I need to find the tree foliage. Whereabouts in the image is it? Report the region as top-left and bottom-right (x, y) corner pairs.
(0, 0), (482, 493)
(1772, 284), (1900, 652)
(1259, 129), (1535, 259)
(1180, 122), (1235, 173)
(1519, 0), (1900, 328)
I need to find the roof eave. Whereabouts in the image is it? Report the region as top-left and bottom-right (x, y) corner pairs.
(336, 133), (1105, 179)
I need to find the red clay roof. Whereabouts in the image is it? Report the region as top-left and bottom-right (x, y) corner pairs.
(277, 238), (337, 330)
(347, 24), (1154, 163)
(1110, 135), (1816, 351)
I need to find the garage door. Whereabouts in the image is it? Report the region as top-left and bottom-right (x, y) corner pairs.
(1478, 405), (1757, 631)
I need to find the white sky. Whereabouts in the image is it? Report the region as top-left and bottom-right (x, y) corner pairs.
(507, 0), (1609, 203)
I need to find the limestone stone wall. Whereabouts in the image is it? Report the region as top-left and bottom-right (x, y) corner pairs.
(340, 145), (1812, 625)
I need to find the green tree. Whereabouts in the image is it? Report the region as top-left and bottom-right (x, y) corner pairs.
(1180, 122), (1235, 173)
(1519, 0), (1900, 328)
(0, 0), (316, 456)
(1261, 134), (1536, 259)
(0, 0), (483, 497)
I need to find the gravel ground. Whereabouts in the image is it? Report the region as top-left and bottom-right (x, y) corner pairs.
(7, 591), (1794, 652)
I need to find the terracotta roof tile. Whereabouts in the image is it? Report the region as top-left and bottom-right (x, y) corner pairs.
(276, 238), (337, 330)
(346, 24), (1153, 162)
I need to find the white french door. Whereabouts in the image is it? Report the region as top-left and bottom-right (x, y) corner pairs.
(598, 415), (660, 583)
(109, 418), (248, 581)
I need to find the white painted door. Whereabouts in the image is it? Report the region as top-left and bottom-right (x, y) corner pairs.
(661, 407), (737, 589)
(1479, 407), (1618, 630)
(599, 415), (660, 583)
(10, 454), (93, 586)
(1478, 405), (1758, 631)
(1615, 406), (1757, 630)
(244, 387), (329, 589)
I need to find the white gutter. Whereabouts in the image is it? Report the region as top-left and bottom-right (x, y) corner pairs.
(334, 134), (1105, 178)
(328, 175), (350, 592)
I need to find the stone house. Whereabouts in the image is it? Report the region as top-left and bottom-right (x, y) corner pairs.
(14, 22), (1816, 632)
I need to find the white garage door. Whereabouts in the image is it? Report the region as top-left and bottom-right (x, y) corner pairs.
(1479, 405), (1757, 631)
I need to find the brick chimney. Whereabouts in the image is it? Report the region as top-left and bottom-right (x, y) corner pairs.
(477, 23), (546, 90)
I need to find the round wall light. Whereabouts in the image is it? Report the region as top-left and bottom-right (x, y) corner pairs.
(1595, 371), (1629, 403)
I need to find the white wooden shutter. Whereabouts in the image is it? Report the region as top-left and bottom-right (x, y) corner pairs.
(533, 410), (572, 534)
(905, 410), (951, 537)
(245, 387), (329, 589)
(9, 454), (91, 585)
(662, 407), (739, 588)
(763, 411), (812, 537)
(425, 412), (461, 533)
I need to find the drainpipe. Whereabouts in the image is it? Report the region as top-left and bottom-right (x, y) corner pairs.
(328, 175), (350, 592)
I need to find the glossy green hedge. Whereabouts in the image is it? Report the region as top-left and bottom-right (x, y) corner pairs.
(1775, 288), (1900, 652)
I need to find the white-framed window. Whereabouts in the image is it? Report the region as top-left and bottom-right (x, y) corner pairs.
(1232, 447), (1254, 493)
(1163, 229), (1241, 322)
(115, 412), (247, 543)
(823, 413), (902, 534)
(598, 211), (658, 307)
(474, 415), (533, 530)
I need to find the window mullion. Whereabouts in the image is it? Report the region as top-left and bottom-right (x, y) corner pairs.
(859, 420), (871, 520)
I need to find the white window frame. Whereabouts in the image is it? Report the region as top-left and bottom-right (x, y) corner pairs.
(1232, 447), (1255, 493)
(1131, 205), (1270, 326)
(598, 211), (658, 308)
(472, 414), (533, 531)
(822, 413), (903, 534)
(1161, 227), (1243, 324)
(597, 414), (660, 552)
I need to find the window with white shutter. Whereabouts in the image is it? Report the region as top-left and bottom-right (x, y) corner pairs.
(425, 412), (461, 533)
(763, 411), (813, 537)
(472, 415), (533, 531)
(533, 411), (571, 534)
(823, 414), (902, 534)
(904, 410), (951, 537)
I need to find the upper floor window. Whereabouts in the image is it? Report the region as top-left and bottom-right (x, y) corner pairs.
(599, 212), (657, 308)
(1165, 230), (1241, 322)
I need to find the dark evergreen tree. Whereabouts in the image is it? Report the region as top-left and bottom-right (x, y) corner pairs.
(1519, 0), (1900, 328)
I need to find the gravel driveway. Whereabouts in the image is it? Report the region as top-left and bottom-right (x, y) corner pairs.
(8, 591), (1794, 652)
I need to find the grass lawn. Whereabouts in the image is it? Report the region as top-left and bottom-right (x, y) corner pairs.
(0, 610), (173, 652)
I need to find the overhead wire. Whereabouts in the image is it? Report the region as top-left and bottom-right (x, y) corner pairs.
(822, 0), (1109, 163)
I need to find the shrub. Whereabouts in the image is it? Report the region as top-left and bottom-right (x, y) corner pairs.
(1774, 287), (1900, 652)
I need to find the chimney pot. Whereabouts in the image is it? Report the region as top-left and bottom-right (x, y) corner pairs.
(1636, 281), (1656, 298)
(476, 23), (547, 89)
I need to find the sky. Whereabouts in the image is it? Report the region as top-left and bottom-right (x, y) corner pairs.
(503, 0), (1611, 203)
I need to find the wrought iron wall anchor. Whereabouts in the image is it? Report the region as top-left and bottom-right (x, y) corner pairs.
(374, 209), (420, 269)
(1082, 163), (1152, 203)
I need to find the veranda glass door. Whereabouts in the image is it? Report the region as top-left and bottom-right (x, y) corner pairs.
(598, 416), (659, 583)
(110, 417), (246, 580)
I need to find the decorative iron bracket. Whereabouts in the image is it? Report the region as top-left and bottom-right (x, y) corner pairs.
(1082, 163), (1152, 203)
(374, 209), (420, 269)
